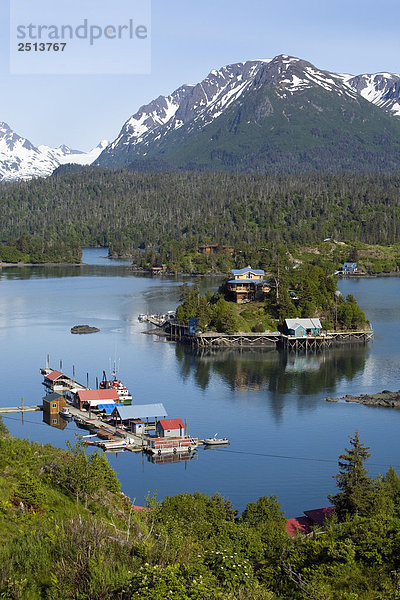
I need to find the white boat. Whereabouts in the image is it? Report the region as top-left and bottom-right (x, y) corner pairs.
(59, 406), (72, 420)
(203, 434), (230, 446)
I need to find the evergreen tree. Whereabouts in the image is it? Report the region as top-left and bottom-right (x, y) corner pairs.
(329, 431), (374, 519)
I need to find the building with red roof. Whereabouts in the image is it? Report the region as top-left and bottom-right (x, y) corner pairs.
(156, 418), (185, 438)
(75, 388), (120, 409)
(304, 507), (336, 526)
(45, 370), (63, 382)
(286, 506), (336, 537)
(286, 516), (313, 536)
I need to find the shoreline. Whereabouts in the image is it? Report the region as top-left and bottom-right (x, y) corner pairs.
(326, 390), (400, 408)
(0, 261), (82, 268)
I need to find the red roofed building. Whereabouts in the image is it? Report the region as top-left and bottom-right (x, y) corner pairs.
(286, 506), (336, 537)
(286, 516), (313, 536)
(132, 505), (148, 513)
(304, 507), (336, 526)
(156, 418), (185, 438)
(75, 389), (120, 409)
(45, 370), (63, 382)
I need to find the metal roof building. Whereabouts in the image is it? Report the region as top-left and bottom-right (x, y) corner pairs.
(112, 403), (167, 421)
(284, 318), (322, 330)
(231, 267), (265, 277)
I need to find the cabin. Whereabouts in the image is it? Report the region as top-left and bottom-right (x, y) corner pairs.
(41, 370), (74, 393)
(198, 244), (234, 255)
(112, 403), (167, 431)
(130, 419), (146, 434)
(284, 318), (322, 337)
(156, 418), (185, 438)
(43, 391), (66, 415)
(227, 266), (265, 303)
(286, 506), (336, 536)
(343, 262), (357, 274)
(75, 389), (120, 410)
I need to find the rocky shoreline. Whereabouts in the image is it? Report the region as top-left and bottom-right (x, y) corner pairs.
(326, 390), (400, 408)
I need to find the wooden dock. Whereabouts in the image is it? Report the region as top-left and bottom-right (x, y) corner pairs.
(0, 405), (42, 414)
(166, 323), (373, 351)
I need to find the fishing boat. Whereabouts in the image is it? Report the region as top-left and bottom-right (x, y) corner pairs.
(99, 365), (132, 405)
(203, 434), (230, 446)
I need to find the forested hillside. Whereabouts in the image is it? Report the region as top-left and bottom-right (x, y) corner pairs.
(1, 170), (400, 260)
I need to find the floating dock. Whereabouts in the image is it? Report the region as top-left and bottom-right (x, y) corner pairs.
(0, 405), (41, 414)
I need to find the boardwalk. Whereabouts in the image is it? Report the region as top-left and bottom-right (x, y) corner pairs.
(166, 322), (373, 351)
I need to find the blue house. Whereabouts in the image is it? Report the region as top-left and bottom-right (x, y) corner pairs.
(343, 262), (357, 274)
(284, 319), (322, 337)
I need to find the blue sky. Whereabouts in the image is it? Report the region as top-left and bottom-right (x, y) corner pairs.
(1, 0), (399, 149)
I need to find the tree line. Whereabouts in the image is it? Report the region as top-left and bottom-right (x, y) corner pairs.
(1, 169), (400, 261)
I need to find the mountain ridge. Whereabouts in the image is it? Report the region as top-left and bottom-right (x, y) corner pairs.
(96, 54), (400, 173)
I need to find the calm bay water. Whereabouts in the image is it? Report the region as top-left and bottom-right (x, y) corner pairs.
(1, 248), (400, 517)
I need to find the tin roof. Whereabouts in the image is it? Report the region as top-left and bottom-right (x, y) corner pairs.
(43, 391), (62, 402)
(77, 389), (120, 402)
(285, 318), (322, 330)
(304, 507), (335, 525)
(231, 267), (265, 276)
(112, 403), (167, 420)
(286, 516), (312, 536)
(158, 418), (185, 430)
(45, 370), (63, 381)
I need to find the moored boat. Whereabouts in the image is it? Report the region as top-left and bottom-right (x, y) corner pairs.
(203, 434), (230, 446)
(59, 406), (72, 420)
(99, 366), (132, 405)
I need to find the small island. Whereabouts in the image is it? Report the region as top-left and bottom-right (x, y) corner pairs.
(70, 325), (100, 334)
(165, 259), (372, 349)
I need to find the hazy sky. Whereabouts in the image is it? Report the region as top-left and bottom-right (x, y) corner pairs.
(1, 0), (399, 149)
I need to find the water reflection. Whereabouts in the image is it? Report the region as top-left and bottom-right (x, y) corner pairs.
(43, 411), (68, 430)
(175, 344), (368, 415)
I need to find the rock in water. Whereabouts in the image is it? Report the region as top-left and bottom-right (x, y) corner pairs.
(71, 325), (100, 334)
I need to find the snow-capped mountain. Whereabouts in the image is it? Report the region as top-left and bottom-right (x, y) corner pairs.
(344, 72), (400, 117)
(96, 55), (400, 173)
(0, 123), (107, 182)
(5, 55), (400, 180)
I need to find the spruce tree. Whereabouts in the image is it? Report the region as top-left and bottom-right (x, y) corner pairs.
(329, 431), (374, 519)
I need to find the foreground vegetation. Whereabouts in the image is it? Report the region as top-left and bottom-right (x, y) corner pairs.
(1, 418), (400, 599)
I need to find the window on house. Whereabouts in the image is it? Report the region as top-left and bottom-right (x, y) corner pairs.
(52, 403), (57, 408)
(52, 419), (57, 424)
